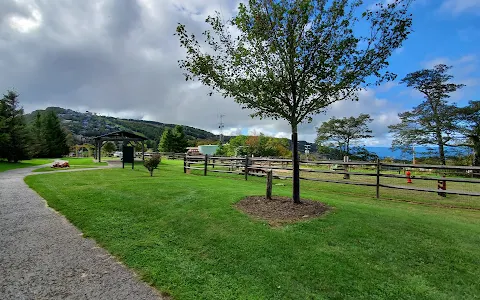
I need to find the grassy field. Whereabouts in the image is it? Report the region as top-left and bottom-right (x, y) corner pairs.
(197, 162), (480, 209)
(25, 160), (480, 299)
(0, 158), (54, 173)
(66, 157), (109, 166)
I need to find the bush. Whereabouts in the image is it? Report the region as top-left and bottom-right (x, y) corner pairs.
(144, 154), (161, 176)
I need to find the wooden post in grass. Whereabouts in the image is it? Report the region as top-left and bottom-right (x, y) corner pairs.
(376, 158), (380, 199)
(183, 155), (187, 173)
(266, 169), (273, 200)
(244, 156), (249, 180)
(204, 155), (208, 176)
(343, 156), (350, 180)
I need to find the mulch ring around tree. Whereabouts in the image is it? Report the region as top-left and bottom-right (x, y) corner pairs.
(236, 196), (329, 226)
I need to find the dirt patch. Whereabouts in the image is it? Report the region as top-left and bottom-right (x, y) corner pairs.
(236, 196), (329, 225)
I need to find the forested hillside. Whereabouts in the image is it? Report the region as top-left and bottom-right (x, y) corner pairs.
(26, 107), (216, 142)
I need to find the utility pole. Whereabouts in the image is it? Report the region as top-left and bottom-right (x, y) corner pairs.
(218, 114), (225, 144)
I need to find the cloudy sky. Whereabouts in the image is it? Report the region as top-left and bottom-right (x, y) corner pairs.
(1, 0), (479, 145)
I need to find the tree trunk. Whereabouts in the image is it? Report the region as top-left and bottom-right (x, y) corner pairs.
(436, 129), (446, 165)
(292, 129), (301, 204)
(438, 143), (446, 165)
(150, 169), (153, 177)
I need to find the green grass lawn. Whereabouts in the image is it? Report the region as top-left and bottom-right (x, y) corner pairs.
(66, 157), (108, 166)
(0, 158), (54, 173)
(25, 161), (480, 299)
(33, 165), (100, 172)
(200, 163), (480, 209)
(32, 157), (108, 172)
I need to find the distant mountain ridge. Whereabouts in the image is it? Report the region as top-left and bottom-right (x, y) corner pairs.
(26, 107), (217, 142)
(25, 107), (317, 151)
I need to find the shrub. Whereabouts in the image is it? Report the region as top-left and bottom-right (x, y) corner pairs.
(144, 154), (161, 176)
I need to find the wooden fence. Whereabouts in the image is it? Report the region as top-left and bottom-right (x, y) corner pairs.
(146, 152), (186, 159)
(184, 155), (480, 198)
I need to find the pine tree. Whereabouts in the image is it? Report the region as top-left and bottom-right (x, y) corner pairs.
(171, 125), (188, 153)
(29, 112), (46, 157)
(158, 129), (174, 152)
(0, 91), (30, 162)
(389, 65), (464, 165)
(42, 110), (69, 158)
(0, 101), (8, 157)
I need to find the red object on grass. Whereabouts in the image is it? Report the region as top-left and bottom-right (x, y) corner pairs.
(52, 162), (70, 168)
(406, 171), (412, 184)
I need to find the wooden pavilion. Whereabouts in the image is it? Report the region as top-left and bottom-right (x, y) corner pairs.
(93, 131), (147, 162)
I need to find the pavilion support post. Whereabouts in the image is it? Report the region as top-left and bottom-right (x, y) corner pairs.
(122, 141), (125, 169)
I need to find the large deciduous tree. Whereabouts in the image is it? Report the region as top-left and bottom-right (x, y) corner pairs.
(389, 64), (464, 165)
(103, 141), (117, 155)
(315, 114), (373, 157)
(176, 0), (413, 203)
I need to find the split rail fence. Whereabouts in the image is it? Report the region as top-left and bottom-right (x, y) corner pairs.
(184, 155), (480, 199)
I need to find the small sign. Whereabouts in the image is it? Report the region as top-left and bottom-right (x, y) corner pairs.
(123, 147), (134, 163)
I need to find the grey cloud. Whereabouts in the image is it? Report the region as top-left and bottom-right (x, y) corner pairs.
(0, 0), (400, 145)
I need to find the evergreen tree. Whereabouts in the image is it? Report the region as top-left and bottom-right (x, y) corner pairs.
(29, 112), (46, 157)
(42, 110), (69, 157)
(0, 91), (30, 162)
(0, 101), (8, 155)
(158, 129), (174, 152)
(171, 125), (189, 153)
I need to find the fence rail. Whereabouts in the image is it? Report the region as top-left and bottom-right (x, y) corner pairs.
(183, 155), (480, 198)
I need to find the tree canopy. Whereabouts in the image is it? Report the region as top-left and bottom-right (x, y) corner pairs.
(217, 134), (291, 157)
(316, 114), (373, 157)
(389, 64), (464, 165)
(171, 125), (189, 153)
(158, 129), (174, 152)
(41, 111), (69, 158)
(457, 100), (480, 166)
(103, 141), (117, 155)
(0, 91), (30, 162)
(177, 0), (413, 202)
(158, 126), (189, 153)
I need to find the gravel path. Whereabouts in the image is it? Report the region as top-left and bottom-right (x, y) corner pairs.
(0, 165), (164, 300)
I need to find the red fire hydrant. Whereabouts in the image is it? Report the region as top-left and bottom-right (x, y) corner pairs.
(406, 171), (412, 184)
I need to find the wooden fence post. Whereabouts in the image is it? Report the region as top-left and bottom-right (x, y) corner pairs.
(244, 156), (249, 180)
(184, 155), (187, 173)
(266, 169), (273, 200)
(343, 156), (350, 179)
(204, 155), (208, 176)
(376, 158), (380, 199)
